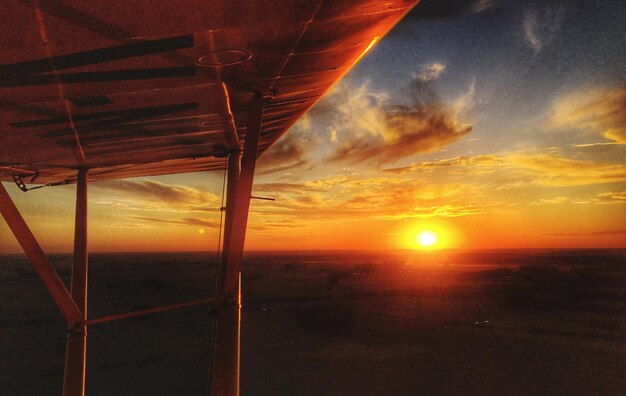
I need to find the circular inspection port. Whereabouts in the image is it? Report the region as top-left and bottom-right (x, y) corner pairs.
(195, 50), (252, 67)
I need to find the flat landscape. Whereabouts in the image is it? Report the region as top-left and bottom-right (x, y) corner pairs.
(1, 249), (625, 395)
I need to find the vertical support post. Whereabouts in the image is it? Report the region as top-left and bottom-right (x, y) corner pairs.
(211, 94), (265, 396)
(218, 149), (241, 289)
(63, 168), (89, 396)
(0, 182), (82, 325)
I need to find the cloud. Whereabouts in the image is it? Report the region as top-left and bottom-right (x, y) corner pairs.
(508, 154), (626, 186)
(257, 114), (314, 175)
(324, 79), (473, 164)
(250, 219), (302, 231)
(391, 202), (503, 218)
(384, 154), (503, 173)
(95, 179), (220, 206)
(254, 182), (326, 194)
(523, 5), (564, 53)
(132, 216), (217, 228)
(590, 191), (626, 204)
(523, 12), (542, 51)
(553, 86), (626, 144)
(251, 171), (505, 222)
(573, 142), (620, 148)
(542, 229), (626, 238)
(259, 75), (474, 171)
(533, 191), (626, 205)
(384, 151), (626, 186)
(293, 194), (324, 206)
(530, 196), (571, 205)
(453, 78), (477, 116)
(413, 63), (446, 82)
(473, 0), (496, 13)
(532, 192), (626, 205)
(101, 222), (147, 228)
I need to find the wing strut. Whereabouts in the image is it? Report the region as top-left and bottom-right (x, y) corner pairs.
(0, 91), (269, 396)
(63, 168), (89, 396)
(0, 183), (82, 326)
(0, 169), (88, 396)
(1, 167), (226, 395)
(211, 93), (267, 396)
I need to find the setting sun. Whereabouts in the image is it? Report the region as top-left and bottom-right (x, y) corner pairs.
(399, 221), (460, 250)
(416, 231), (438, 248)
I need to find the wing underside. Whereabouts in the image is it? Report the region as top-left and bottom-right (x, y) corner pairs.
(0, 1), (418, 184)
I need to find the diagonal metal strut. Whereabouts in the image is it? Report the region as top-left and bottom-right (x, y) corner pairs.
(0, 182), (83, 326)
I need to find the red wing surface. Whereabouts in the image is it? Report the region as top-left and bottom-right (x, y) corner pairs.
(0, 1), (418, 183)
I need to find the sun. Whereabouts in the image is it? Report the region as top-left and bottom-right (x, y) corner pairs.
(416, 230), (438, 248)
(400, 222), (459, 250)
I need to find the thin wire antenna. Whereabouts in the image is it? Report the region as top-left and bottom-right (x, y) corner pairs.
(208, 156), (228, 395)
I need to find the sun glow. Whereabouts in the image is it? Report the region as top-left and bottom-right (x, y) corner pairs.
(398, 222), (460, 250)
(416, 231), (438, 248)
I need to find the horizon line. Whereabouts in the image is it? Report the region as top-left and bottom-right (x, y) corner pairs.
(1, 246), (624, 255)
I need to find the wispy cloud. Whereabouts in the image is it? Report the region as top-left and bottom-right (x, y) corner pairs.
(590, 191), (626, 204)
(537, 191), (626, 205)
(384, 154), (503, 174)
(132, 216), (217, 228)
(254, 181), (327, 194)
(413, 63), (446, 82)
(251, 171), (508, 223)
(553, 86), (626, 144)
(472, 0), (495, 13)
(530, 196), (571, 205)
(523, 5), (564, 53)
(573, 142), (620, 148)
(542, 229), (626, 238)
(95, 180), (220, 208)
(257, 114), (314, 175)
(507, 154), (626, 186)
(384, 151), (626, 187)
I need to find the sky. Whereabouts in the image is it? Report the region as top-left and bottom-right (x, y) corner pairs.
(1, 0), (625, 252)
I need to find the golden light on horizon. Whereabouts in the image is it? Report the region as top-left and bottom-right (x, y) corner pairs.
(416, 230), (438, 248)
(396, 221), (462, 251)
(198, 228), (205, 234)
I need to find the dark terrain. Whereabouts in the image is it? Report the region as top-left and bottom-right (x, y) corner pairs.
(1, 249), (625, 395)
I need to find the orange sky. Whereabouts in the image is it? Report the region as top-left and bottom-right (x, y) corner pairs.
(1, 149), (624, 252)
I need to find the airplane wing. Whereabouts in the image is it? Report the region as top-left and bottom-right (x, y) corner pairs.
(0, 1), (418, 184)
